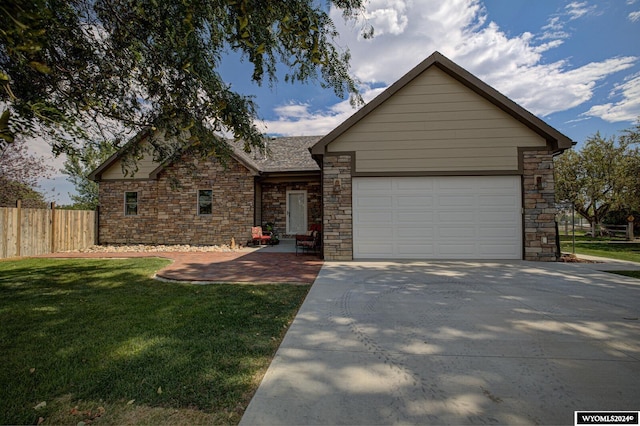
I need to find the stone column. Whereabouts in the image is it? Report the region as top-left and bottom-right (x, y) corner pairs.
(322, 155), (353, 260)
(522, 150), (558, 261)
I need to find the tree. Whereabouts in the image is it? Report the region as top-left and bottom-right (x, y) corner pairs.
(0, 177), (48, 208)
(0, 137), (53, 207)
(61, 140), (117, 210)
(555, 127), (640, 235)
(1, 0), (369, 162)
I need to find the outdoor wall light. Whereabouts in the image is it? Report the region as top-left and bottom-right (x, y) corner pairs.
(534, 175), (543, 190)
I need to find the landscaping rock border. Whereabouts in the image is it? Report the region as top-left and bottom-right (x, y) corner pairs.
(67, 244), (242, 253)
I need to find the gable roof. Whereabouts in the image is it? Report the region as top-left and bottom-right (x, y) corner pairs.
(230, 136), (322, 172)
(88, 128), (153, 181)
(89, 129), (320, 181)
(311, 51), (573, 156)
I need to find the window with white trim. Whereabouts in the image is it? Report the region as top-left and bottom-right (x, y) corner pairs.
(198, 189), (213, 215)
(124, 191), (138, 216)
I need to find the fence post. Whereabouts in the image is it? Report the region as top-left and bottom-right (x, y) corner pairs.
(16, 200), (22, 257)
(50, 202), (56, 254)
(628, 216), (635, 241)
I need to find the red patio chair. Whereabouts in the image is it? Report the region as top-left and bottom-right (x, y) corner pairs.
(251, 226), (271, 245)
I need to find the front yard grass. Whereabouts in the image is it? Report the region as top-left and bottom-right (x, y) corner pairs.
(0, 258), (310, 425)
(560, 241), (640, 263)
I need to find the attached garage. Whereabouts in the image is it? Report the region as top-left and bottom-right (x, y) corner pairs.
(352, 176), (522, 259)
(312, 52), (573, 262)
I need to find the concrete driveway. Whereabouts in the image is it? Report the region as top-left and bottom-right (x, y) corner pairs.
(241, 260), (640, 425)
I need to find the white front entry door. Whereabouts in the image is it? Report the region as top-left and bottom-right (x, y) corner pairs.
(286, 190), (307, 235)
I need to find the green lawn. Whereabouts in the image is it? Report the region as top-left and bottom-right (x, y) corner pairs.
(560, 241), (640, 263)
(0, 258), (310, 425)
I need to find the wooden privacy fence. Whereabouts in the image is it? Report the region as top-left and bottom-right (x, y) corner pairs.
(0, 202), (96, 259)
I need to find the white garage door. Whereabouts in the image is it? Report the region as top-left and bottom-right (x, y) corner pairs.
(352, 176), (522, 259)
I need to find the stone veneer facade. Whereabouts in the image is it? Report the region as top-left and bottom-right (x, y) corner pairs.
(321, 150), (560, 261)
(98, 154), (254, 246)
(322, 155), (353, 260)
(261, 181), (322, 237)
(522, 149), (558, 261)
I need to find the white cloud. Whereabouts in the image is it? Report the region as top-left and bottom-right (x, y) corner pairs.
(540, 16), (570, 40)
(565, 2), (598, 20)
(265, 0), (638, 132)
(362, 0), (410, 36)
(261, 87), (386, 136)
(584, 73), (640, 122)
(629, 11), (640, 22)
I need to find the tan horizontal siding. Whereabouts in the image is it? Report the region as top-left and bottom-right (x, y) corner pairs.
(327, 66), (546, 173)
(345, 118), (532, 133)
(331, 137), (543, 151)
(370, 108), (517, 123)
(358, 155), (516, 172)
(101, 153), (161, 180)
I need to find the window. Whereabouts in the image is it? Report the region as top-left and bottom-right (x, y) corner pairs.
(198, 189), (213, 215)
(124, 192), (138, 216)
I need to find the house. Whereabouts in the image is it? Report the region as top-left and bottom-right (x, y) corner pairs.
(91, 51), (572, 261)
(89, 133), (322, 246)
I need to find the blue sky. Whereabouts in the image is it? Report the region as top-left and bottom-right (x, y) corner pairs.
(39, 0), (640, 203)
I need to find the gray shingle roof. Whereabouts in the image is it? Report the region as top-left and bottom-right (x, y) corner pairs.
(230, 136), (322, 173)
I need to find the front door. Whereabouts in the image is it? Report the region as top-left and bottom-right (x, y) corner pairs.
(286, 190), (307, 235)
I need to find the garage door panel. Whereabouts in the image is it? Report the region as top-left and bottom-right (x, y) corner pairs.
(438, 243), (477, 256)
(355, 226), (393, 238)
(356, 211), (393, 222)
(353, 176), (522, 259)
(478, 211), (517, 222)
(397, 211), (435, 222)
(397, 228), (434, 238)
(478, 195), (518, 206)
(478, 227), (518, 237)
(396, 179), (434, 190)
(437, 211), (475, 222)
(357, 245), (395, 256)
(397, 196), (433, 207)
(356, 195), (393, 207)
(356, 179), (393, 191)
(438, 226), (475, 238)
(396, 245), (435, 257)
(438, 195), (476, 207)
(435, 179), (475, 190)
(478, 243), (520, 255)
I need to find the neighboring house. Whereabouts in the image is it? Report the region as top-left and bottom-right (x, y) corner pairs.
(91, 51), (572, 261)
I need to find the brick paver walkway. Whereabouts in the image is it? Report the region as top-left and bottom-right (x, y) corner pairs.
(42, 251), (323, 284)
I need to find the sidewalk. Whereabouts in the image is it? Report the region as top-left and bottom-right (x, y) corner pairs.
(562, 252), (640, 271)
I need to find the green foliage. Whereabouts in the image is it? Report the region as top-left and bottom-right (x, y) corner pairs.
(0, 176), (47, 207)
(1, 0), (367, 161)
(62, 140), (118, 209)
(0, 258), (310, 425)
(555, 121), (640, 231)
(0, 137), (53, 207)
